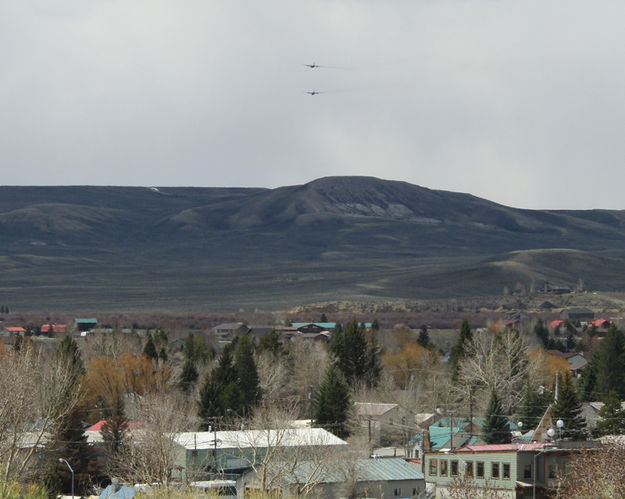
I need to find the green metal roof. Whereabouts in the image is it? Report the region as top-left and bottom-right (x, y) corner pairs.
(408, 426), (466, 449)
(281, 457), (423, 484)
(291, 322), (336, 329)
(75, 318), (98, 323)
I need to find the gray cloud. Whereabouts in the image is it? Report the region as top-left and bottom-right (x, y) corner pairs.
(1, 1), (624, 209)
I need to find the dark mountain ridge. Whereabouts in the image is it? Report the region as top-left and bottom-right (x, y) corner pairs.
(0, 177), (623, 311)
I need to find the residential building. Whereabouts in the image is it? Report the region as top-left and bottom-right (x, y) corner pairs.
(1, 326), (25, 337)
(423, 441), (599, 498)
(74, 318), (98, 332)
(238, 456), (425, 499)
(173, 428), (347, 480)
(354, 402), (402, 445)
(560, 308), (594, 321)
(40, 323), (67, 334)
(213, 323), (250, 341)
(291, 322), (337, 333)
(406, 425), (478, 460)
(546, 350), (588, 376)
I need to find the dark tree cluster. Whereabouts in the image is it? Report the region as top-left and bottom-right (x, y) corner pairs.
(197, 337), (261, 430)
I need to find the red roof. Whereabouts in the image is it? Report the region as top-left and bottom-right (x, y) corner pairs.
(86, 420), (143, 432)
(590, 319), (610, 328)
(41, 324), (67, 333)
(458, 443), (550, 452)
(4, 327), (25, 333)
(550, 320), (564, 329)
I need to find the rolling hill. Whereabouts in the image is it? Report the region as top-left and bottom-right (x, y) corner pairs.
(0, 177), (624, 312)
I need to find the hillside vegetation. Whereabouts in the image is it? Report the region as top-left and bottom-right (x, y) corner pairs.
(0, 177), (624, 311)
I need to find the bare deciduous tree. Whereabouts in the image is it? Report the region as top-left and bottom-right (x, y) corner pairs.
(285, 340), (329, 416)
(455, 329), (536, 413)
(255, 352), (292, 410)
(111, 392), (196, 487)
(554, 441), (625, 498)
(446, 472), (510, 499)
(0, 344), (79, 489)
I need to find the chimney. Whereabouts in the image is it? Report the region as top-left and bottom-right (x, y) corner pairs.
(423, 428), (432, 452)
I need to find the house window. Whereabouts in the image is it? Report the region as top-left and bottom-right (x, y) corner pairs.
(492, 462), (499, 479)
(524, 464), (532, 479)
(465, 461), (474, 478)
(440, 459), (448, 477)
(451, 460), (459, 476)
(503, 463), (511, 479)
(548, 464), (557, 479)
(476, 461), (484, 479)
(394, 488), (402, 496)
(429, 458), (438, 476)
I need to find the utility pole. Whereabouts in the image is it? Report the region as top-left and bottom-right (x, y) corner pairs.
(449, 410), (454, 450)
(214, 422), (218, 475)
(469, 389), (474, 435)
(555, 373), (559, 402)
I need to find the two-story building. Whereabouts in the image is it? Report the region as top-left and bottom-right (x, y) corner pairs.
(423, 441), (601, 498)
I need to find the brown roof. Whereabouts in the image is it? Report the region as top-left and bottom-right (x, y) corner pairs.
(354, 402), (398, 417)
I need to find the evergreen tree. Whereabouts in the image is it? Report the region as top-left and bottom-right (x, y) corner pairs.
(519, 381), (552, 430)
(44, 337), (100, 496)
(101, 390), (127, 458)
(449, 319), (472, 381)
(552, 372), (586, 440)
(214, 342), (237, 387)
(319, 313), (328, 323)
(178, 358), (199, 393)
(592, 324), (625, 399)
(566, 332), (576, 352)
(158, 347), (168, 363)
(185, 332), (210, 364)
(596, 390), (625, 436)
(314, 365), (351, 439)
(371, 319), (380, 331)
(257, 329), (283, 357)
(234, 336), (261, 416)
(12, 334), (22, 352)
(534, 319), (549, 348)
(152, 328), (168, 345)
(364, 333), (382, 389)
(579, 362), (597, 402)
(197, 342), (241, 428)
(483, 390), (511, 444)
(417, 325), (431, 348)
(198, 373), (224, 430)
(330, 319), (377, 387)
(143, 335), (158, 360)
(58, 335), (85, 381)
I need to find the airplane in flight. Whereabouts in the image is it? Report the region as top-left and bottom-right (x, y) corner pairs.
(305, 90), (322, 95)
(304, 62), (321, 69)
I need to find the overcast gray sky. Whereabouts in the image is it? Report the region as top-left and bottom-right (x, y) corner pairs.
(2, 1), (624, 210)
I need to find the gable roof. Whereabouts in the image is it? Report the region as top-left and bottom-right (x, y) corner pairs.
(354, 402), (398, 417)
(41, 324), (67, 333)
(86, 420), (143, 432)
(175, 428), (346, 450)
(409, 426), (468, 450)
(279, 457), (424, 485)
(291, 322), (337, 329)
(590, 319), (610, 328)
(75, 318), (98, 324)
(458, 442), (549, 452)
(4, 327), (25, 333)
(214, 322), (249, 329)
